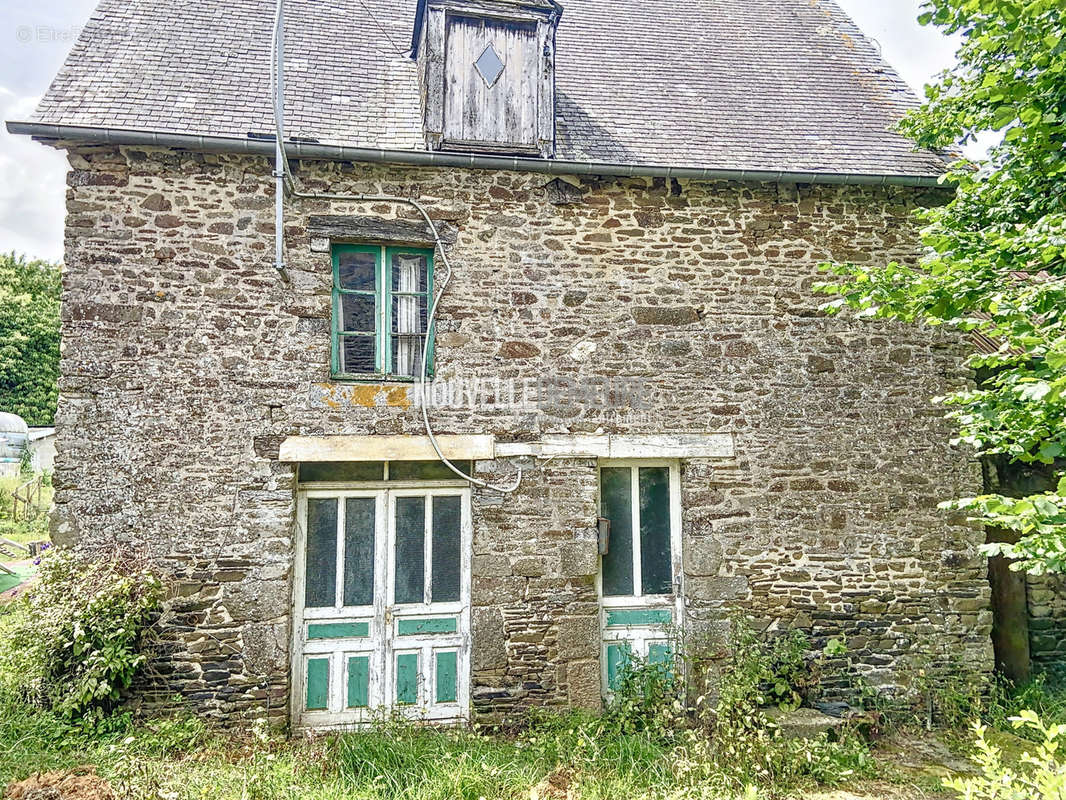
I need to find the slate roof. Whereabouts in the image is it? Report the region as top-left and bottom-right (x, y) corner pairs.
(22, 0), (946, 178)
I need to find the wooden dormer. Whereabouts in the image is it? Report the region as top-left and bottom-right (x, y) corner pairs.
(412, 0), (562, 157)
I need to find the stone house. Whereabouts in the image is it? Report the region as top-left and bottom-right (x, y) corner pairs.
(9, 0), (999, 727)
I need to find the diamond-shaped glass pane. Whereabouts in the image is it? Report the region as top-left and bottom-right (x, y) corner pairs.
(474, 43), (505, 86)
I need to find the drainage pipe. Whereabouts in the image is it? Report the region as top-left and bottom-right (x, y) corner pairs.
(4, 121), (948, 189)
(272, 0), (290, 283)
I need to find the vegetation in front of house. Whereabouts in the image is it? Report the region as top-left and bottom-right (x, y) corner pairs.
(945, 711), (1066, 799)
(0, 252), (61, 427)
(0, 594), (878, 800)
(2, 556), (1065, 799)
(0, 549), (162, 726)
(0, 471), (53, 547)
(817, 0), (1066, 574)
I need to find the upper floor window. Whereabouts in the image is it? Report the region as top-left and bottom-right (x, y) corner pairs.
(413, 0), (560, 158)
(331, 244), (434, 381)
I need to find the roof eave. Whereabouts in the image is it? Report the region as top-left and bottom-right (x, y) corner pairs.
(5, 121), (949, 188)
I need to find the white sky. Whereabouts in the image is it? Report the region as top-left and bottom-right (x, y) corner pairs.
(0, 0), (963, 263)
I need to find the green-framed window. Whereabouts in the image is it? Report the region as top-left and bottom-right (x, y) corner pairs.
(331, 244), (435, 380)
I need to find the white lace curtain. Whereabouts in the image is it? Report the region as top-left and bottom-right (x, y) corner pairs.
(395, 255), (424, 376)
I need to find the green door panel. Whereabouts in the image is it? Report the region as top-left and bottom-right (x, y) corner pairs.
(606, 643), (632, 691)
(605, 608), (673, 627)
(306, 658), (330, 711)
(347, 656), (370, 708)
(397, 617), (458, 635)
(435, 650), (458, 703)
(308, 622), (370, 640)
(396, 653), (419, 704)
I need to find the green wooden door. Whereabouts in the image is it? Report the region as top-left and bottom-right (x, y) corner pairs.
(294, 487), (470, 728)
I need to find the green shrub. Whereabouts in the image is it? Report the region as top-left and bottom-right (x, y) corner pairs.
(713, 620), (811, 728)
(0, 548), (163, 725)
(605, 648), (684, 735)
(699, 618), (874, 796)
(945, 711), (1066, 800)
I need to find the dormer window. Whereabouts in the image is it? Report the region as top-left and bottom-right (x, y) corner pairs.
(413, 0), (562, 158)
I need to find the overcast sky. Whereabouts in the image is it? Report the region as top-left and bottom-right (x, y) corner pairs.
(0, 0), (963, 263)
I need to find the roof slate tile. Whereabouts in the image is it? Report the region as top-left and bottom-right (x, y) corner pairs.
(25, 0), (946, 177)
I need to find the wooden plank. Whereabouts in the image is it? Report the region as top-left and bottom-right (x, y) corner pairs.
(424, 8), (446, 144)
(279, 434), (495, 463)
(495, 433), (735, 459)
(608, 433), (735, 459)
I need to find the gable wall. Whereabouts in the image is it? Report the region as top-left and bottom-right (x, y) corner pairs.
(54, 145), (992, 723)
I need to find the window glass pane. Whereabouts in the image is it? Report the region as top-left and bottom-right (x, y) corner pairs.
(338, 250), (377, 291)
(431, 495), (462, 602)
(299, 462), (384, 482)
(639, 467), (673, 595)
(305, 498), (338, 607)
(341, 294), (376, 333)
(391, 294), (429, 334)
(391, 334), (427, 378)
(388, 460), (470, 480)
(341, 335), (376, 373)
(391, 252), (428, 293)
(600, 467), (634, 596)
(343, 497), (376, 606)
(394, 496), (425, 604)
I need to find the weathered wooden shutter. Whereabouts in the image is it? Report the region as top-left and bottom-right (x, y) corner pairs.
(443, 16), (540, 150)
(414, 0), (560, 157)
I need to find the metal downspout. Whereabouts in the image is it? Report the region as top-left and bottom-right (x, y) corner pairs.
(272, 0), (290, 283)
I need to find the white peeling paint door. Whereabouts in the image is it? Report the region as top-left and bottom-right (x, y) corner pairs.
(597, 460), (683, 696)
(292, 487), (471, 729)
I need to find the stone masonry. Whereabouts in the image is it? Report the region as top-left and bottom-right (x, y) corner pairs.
(1028, 573), (1066, 680)
(53, 144), (993, 724)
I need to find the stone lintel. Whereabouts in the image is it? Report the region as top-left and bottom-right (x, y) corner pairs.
(306, 215), (457, 246)
(495, 432), (734, 459)
(278, 434), (495, 462)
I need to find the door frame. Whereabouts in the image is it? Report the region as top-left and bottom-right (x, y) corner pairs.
(596, 459), (684, 695)
(290, 480), (472, 729)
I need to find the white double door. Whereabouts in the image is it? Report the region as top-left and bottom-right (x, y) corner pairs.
(292, 486), (471, 728)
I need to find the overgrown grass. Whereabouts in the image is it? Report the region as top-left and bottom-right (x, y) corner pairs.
(0, 697), (875, 800)
(0, 703), (686, 800)
(8, 602), (1062, 800)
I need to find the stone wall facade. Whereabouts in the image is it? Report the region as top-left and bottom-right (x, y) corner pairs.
(1028, 574), (1066, 680)
(54, 144), (993, 724)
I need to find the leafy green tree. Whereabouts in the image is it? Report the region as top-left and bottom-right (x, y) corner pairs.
(0, 252), (61, 427)
(818, 1), (1065, 573)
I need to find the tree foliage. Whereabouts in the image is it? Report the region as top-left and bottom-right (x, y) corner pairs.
(0, 252), (61, 426)
(817, 0), (1066, 572)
